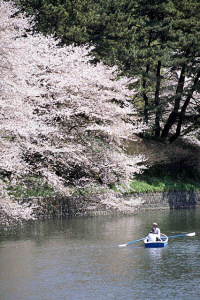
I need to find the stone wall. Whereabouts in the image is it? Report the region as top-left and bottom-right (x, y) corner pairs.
(17, 191), (200, 219)
(132, 191), (200, 210)
(18, 194), (110, 219)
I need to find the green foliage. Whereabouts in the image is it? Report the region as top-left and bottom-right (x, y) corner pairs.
(130, 164), (200, 192)
(71, 185), (107, 197)
(108, 161), (200, 193)
(6, 176), (55, 198)
(17, 0), (200, 141)
(130, 178), (200, 193)
(18, 0), (99, 44)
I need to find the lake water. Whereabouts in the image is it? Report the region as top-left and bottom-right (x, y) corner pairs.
(0, 209), (200, 300)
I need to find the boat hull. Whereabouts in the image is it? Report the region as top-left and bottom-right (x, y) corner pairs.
(144, 240), (168, 248)
(144, 234), (168, 248)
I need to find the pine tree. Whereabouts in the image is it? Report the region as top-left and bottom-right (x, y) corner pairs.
(161, 0), (200, 141)
(123, 0), (176, 137)
(17, 0), (200, 141)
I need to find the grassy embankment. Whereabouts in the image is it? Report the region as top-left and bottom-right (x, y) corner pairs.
(3, 164), (200, 198)
(130, 164), (200, 193)
(2, 175), (55, 198)
(125, 136), (200, 193)
(3, 135), (200, 198)
(109, 164), (200, 194)
(2, 175), (106, 199)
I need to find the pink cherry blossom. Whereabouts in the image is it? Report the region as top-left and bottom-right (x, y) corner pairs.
(0, 1), (146, 222)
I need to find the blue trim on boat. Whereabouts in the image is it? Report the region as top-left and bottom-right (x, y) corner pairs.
(145, 240), (168, 248)
(144, 234), (168, 248)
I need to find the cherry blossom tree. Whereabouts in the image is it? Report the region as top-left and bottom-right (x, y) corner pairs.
(0, 1), (146, 222)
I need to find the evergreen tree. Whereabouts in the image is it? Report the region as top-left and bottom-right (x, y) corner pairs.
(161, 0), (200, 141)
(17, 0), (200, 141)
(122, 0), (176, 137)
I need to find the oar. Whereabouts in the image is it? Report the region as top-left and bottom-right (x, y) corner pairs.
(168, 232), (196, 239)
(118, 238), (144, 247)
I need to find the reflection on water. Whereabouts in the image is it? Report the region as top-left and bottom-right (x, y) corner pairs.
(0, 209), (200, 300)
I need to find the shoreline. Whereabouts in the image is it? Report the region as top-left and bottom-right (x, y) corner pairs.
(1, 190), (200, 227)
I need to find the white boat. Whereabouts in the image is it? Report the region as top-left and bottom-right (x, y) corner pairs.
(143, 233), (168, 248)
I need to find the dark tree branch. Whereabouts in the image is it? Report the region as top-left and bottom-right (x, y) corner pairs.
(154, 60), (162, 137)
(170, 70), (200, 142)
(161, 63), (187, 138)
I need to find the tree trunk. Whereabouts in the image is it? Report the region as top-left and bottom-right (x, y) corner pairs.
(143, 64), (150, 124)
(161, 64), (186, 138)
(154, 60), (162, 137)
(142, 31), (152, 125)
(170, 71), (200, 142)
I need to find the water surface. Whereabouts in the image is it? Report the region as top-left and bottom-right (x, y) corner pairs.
(0, 209), (200, 300)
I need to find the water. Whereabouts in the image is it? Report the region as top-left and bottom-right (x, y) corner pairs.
(0, 209), (200, 300)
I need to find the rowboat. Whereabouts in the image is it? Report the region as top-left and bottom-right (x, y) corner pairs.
(143, 233), (168, 248)
(118, 232), (195, 248)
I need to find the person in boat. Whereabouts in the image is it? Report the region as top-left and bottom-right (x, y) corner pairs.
(146, 223), (161, 242)
(152, 222), (161, 240)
